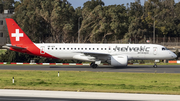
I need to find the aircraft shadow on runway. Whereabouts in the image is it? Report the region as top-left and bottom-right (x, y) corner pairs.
(49, 65), (180, 70)
(49, 65), (163, 69)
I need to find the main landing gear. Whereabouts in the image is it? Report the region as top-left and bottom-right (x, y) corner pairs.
(90, 62), (98, 69)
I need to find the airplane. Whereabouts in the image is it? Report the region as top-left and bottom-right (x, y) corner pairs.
(3, 18), (177, 68)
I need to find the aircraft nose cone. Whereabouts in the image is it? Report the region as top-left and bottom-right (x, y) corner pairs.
(170, 52), (177, 59)
(172, 53), (177, 58)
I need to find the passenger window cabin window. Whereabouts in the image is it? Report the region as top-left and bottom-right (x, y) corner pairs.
(85, 48), (87, 50)
(52, 48), (53, 50)
(74, 48), (76, 50)
(63, 48), (65, 50)
(78, 48), (80, 50)
(105, 48), (106, 50)
(101, 48), (103, 50)
(59, 48), (61, 50)
(81, 48), (83, 50)
(89, 48), (91, 50)
(97, 48), (99, 50)
(93, 48), (94, 50)
(56, 48), (57, 50)
(71, 48), (73, 50)
(67, 48), (69, 50)
(48, 48), (50, 50)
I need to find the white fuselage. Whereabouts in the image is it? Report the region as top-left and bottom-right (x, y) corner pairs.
(5, 18), (177, 67)
(35, 43), (177, 62)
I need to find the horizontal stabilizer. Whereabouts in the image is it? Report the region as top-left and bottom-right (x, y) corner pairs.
(2, 44), (26, 50)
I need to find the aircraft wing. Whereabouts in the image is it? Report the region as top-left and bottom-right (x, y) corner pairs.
(73, 51), (110, 62)
(76, 51), (110, 56)
(2, 44), (26, 50)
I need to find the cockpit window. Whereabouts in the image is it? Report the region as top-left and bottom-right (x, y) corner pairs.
(162, 47), (168, 51)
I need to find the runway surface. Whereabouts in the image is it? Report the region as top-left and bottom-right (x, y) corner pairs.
(0, 96), (123, 101)
(1, 89), (180, 101)
(0, 65), (180, 73)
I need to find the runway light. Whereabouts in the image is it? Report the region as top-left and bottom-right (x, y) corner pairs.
(58, 71), (59, 77)
(12, 77), (14, 83)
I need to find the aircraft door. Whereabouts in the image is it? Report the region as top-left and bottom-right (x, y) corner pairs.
(40, 46), (45, 54)
(153, 47), (157, 55)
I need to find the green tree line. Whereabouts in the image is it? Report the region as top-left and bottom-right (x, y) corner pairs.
(0, 0), (179, 62)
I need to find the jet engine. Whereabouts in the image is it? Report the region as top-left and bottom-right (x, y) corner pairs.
(109, 55), (128, 66)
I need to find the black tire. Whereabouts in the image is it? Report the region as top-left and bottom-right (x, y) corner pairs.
(153, 65), (157, 68)
(92, 64), (98, 69)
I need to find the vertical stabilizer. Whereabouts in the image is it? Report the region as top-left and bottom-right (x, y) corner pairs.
(6, 18), (33, 46)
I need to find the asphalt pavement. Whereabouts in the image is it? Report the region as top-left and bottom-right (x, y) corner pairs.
(0, 65), (179, 73)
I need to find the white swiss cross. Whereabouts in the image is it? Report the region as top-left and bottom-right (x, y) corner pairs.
(12, 29), (24, 41)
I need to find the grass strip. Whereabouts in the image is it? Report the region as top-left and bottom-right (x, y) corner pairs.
(0, 70), (180, 95)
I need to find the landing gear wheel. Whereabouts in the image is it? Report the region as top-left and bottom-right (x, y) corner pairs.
(93, 64), (98, 69)
(90, 62), (98, 69)
(153, 63), (157, 68)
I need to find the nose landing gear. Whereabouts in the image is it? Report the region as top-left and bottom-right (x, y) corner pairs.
(153, 63), (157, 68)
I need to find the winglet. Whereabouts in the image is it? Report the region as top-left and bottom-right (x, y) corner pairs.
(5, 18), (33, 46)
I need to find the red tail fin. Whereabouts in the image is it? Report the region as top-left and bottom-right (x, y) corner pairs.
(5, 18), (58, 59)
(6, 18), (33, 46)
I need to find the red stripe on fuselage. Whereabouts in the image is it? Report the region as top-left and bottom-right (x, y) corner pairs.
(10, 43), (58, 59)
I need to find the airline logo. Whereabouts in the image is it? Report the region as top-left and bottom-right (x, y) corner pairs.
(12, 29), (23, 41)
(113, 46), (150, 54)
